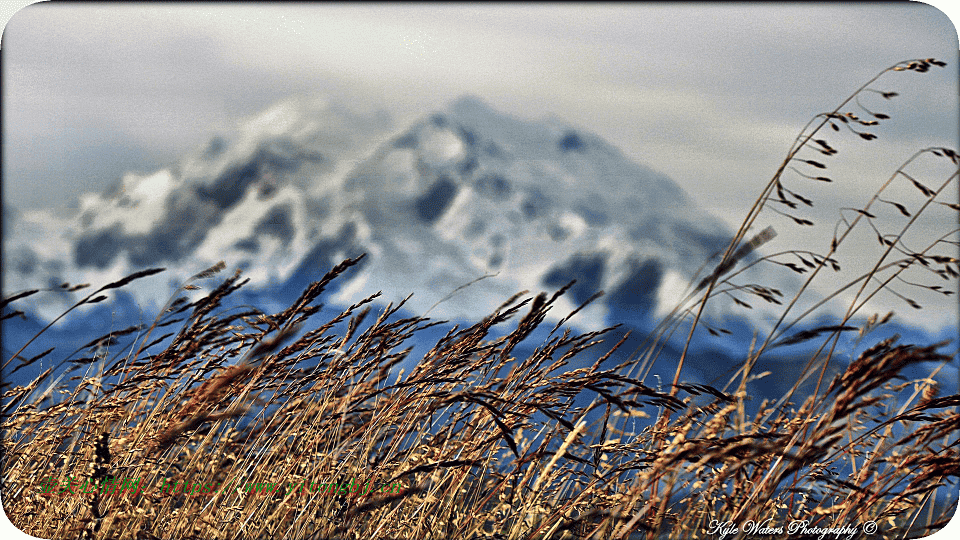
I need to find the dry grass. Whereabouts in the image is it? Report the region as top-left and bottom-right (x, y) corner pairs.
(2, 58), (957, 539)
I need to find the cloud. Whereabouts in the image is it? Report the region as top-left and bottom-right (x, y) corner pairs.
(4, 4), (956, 216)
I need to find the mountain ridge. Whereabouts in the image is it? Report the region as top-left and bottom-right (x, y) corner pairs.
(3, 94), (955, 405)
(4, 94), (735, 330)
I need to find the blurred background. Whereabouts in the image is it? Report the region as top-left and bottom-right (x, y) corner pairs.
(2, 2), (958, 393)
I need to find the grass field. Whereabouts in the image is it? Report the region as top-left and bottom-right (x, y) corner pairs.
(2, 58), (958, 540)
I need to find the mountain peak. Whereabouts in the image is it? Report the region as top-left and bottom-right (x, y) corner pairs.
(334, 96), (735, 326)
(449, 94), (494, 115)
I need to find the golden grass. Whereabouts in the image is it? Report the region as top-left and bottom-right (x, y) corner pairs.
(2, 58), (957, 539)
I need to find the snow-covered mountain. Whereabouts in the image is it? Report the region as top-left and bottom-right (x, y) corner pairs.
(5, 93), (957, 407)
(5, 94), (737, 330)
(333, 95), (737, 325)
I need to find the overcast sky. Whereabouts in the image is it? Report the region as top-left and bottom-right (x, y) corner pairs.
(2, 3), (956, 216)
(1, 3), (958, 328)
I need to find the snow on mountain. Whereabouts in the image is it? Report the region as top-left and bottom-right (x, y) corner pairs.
(4, 94), (742, 330)
(4, 95), (390, 321)
(333, 95), (735, 326)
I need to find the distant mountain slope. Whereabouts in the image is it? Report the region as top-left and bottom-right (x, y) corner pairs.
(4, 94), (735, 330)
(4, 94), (955, 406)
(334, 95), (733, 325)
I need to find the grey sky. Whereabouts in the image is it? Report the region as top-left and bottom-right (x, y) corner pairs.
(3, 3), (957, 218)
